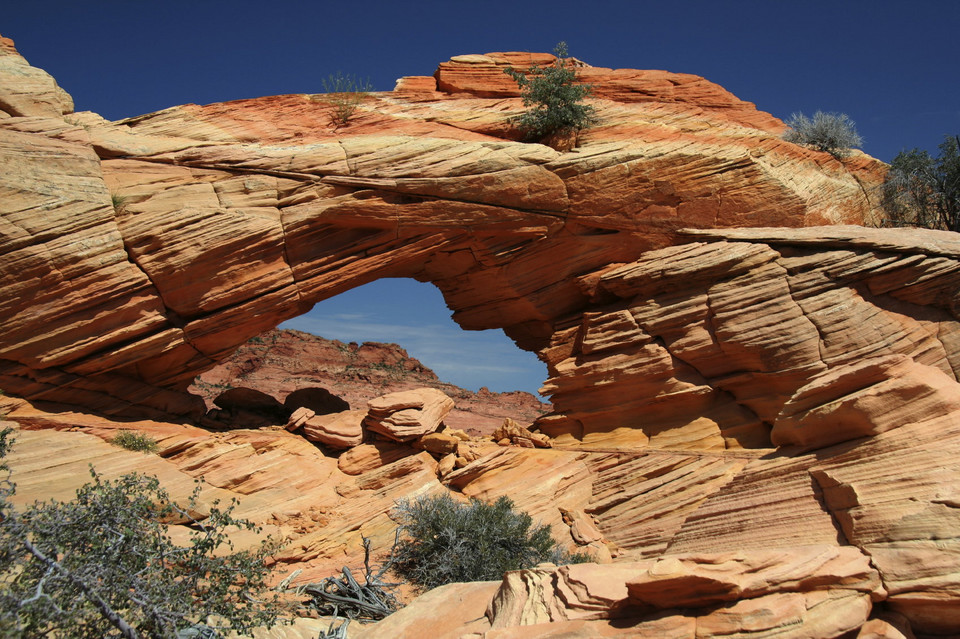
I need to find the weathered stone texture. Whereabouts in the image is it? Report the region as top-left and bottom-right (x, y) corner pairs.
(2, 39), (959, 637)
(0, 40), (892, 421)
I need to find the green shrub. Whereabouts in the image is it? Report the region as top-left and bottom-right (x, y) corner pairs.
(0, 466), (283, 637)
(320, 72), (373, 127)
(781, 111), (863, 158)
(503, 42), (596, 144)
(110, 430), (159, 453)
(109, 193), (128, 215)
(880, 134), (960, 232)
(0, 426), (11, 460)
(391, 493), (587, 590)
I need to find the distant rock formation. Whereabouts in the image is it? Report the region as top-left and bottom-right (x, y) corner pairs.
(190, 329), (550, 436)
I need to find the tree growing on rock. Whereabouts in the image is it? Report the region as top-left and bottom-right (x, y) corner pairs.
(503, 42), (596, 146)
(880, 134), (960, 231)
(781, 110), (863, 158)
(0, 431), (284, 638)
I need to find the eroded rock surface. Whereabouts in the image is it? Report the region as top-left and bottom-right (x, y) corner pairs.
(2, 38), (959, 637)
(539, 230), (960, 451)
(191, 329), (549, 436)
(0, 38), (888, 423)
(484, 545), (881, 634)
(364, 387), (455, 442)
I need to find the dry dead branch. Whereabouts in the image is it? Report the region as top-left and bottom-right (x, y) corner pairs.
(301, 533), (402, 625)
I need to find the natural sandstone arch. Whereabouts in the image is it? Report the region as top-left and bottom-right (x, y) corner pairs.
(10, 39), (956, 456)
(7, 41), (960, 635)
(279, 277), (548, 397)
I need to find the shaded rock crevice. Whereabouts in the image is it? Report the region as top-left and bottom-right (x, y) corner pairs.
(808, 469), (853, 547)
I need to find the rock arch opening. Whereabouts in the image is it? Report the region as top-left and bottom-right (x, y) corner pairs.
(188, 277), (554, 436)
(279, 278), (549, 398)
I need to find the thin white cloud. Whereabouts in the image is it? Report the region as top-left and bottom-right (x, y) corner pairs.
(279, 315), (547, 397)
(327, 313), (372, 322)
(430, 362), (530, 375)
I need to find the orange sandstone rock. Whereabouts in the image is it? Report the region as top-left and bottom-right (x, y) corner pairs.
(0, 35), (73, 117)
(298, 408), (365, 449)
(492, 417), (552, 448)
(772, 355), (960, 448)
(353, 581), (499, 639)
(484, 546), (879, 635)
(0, 39), (892, 422)
(364, 388), (455, 442)
(336, 439), (418, 475)
(416, 431), (461, 456)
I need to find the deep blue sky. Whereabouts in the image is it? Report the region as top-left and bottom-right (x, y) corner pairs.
(6, 1), (958, 397)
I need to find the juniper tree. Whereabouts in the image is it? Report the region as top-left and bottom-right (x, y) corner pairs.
(504, 42), (596, 143)
(390, 493), (588, 591)
(0, 432), (284, 638)
(881, 134), (960, 231)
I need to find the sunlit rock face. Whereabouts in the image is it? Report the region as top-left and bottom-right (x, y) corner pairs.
(1, 37), (903, 438)
(4, 36), (960, 637)
(541, 227), (960, 451)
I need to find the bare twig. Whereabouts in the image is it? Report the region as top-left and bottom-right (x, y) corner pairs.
(320, 616), (350, 639)
(300, 534), (402, 622)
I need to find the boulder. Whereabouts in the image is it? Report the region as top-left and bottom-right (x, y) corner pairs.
(364, 388), (455, 442)
(492, 418), (552, 448)
(559, 508), (604, 545)
(285, 406), (315, 432)
(416, 431), (461, 456)
(298, 409), (365, 449)
(436, 453), (457, 479)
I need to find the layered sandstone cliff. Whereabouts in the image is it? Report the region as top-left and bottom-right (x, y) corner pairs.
(2, 36), (959, 637)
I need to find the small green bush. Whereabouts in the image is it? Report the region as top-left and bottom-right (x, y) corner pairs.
(320, 72), (373, 127)
(110, 430), (159, 453)
(781, 110), (863, 158)
(0, 426), (11, 459)
(391, 493), (587, 590)
(504, 42), (596, 144)
(109, 193), (128, 215)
